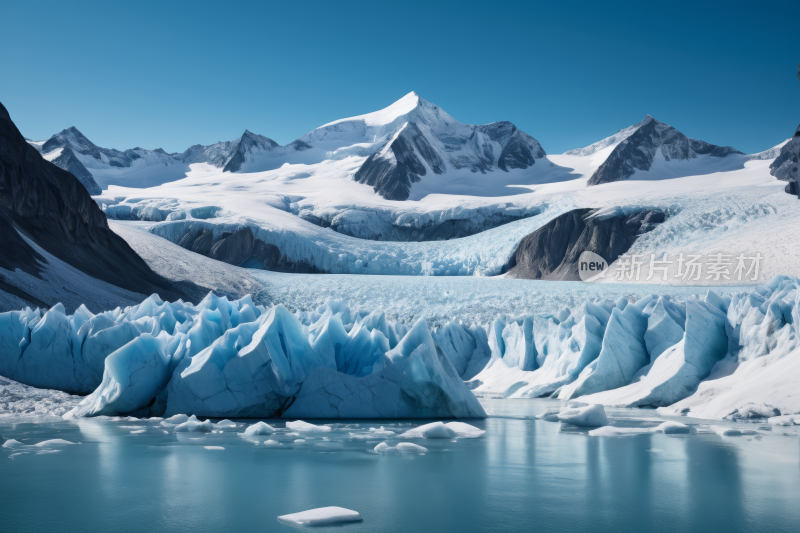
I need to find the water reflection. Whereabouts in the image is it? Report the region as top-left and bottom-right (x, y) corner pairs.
(1, 402), (799, 533)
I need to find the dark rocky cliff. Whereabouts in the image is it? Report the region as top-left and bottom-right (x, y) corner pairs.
(0, 101), (189, 308)
(504, 208), (664, 280)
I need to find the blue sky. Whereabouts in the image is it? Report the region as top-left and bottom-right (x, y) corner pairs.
(2, 0), (798, 154)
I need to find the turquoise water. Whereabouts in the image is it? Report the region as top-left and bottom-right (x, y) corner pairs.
(1, 399), (799, 532)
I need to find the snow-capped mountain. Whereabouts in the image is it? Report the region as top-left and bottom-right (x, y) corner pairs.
(32, 92), (549, 201)
(41, 145), (101, 194)
(574, 115), (743, 186)
(35, 126), (283, 190)
(179, 129), (280, 171)
(306, 92), (546, 200)
(563, 118), (646, 157)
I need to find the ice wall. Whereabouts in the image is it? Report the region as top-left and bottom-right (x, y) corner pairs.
(469, 276), (800, 419)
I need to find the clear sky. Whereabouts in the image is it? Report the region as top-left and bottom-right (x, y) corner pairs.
(2, 0), (798, 155)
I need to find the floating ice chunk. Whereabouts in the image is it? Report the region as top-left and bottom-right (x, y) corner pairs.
(204, 446), (225, 450)
(401, 422), (456, 439)
(294, 439), (306, 443)
(657, 421), (695, 434)
(588, 426), (653, 437)
(767, 415), (798, 426)
(374, 442), (428, 454)
(31, 439), (75, 447)
(130, 429), (146, 434)
(369, 426), (395, 436)
(588, 421), (695, 437)
(285, 420), (332, 433)
(2, 439), (22, 448)
(174, 415), (214, 432)
(277, 507), (363, 527)
(401, 421), (485, 439)
(263, 440), (281, 446)
(215, 419), (237, 428)
(161, 414), (190, 426)
(243, 422), (275, 435)
(445, 421), (485, 438)
(557, 404), (608, 427)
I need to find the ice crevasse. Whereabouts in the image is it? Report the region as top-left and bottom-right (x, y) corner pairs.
(0, 293), (485, 419)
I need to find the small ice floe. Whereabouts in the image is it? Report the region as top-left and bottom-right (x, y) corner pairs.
(369, 426), (395, 436)
(714, 427), (759, 437)
(204, 446), (225, 450)
(264, 440), (281, 446)
(588, 421), (696, 437)
(130, 429), (147, 435)
(278, 506), (363, 527)
(294, 439), (306, 443)
(285, 420), (332, 433)
(215, 420), (237, 429)
(374, 442), (428, 454)
(3, 438), (77, 458)
(557, 404), (608, 427)
(173, 415), (214, 433)
(243, 422), (275, 436)
(401, 421), (485, 439)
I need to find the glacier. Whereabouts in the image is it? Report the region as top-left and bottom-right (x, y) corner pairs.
(0, 294), (485, 419)
(3, 275), (800, 421)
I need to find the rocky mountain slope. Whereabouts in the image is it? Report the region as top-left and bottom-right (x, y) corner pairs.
(585, 116), (743, 185)
(0, 100), (202, 311)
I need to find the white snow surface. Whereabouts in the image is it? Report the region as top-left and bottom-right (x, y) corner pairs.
(96, 144), (796, 283)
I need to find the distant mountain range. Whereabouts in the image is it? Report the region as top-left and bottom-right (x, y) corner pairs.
(25, 92), (789, 201)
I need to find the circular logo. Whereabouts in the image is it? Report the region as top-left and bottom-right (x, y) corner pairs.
(578, 251), (608, 282)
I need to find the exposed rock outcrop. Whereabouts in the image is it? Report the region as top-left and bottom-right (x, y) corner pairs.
(771, 124), (800, 195)
(504, 208), (664, 280)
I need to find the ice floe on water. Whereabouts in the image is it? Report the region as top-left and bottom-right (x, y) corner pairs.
(242, 421), (275, 435)
(374, 442), (428, 454)
(277, 506), (363, 527)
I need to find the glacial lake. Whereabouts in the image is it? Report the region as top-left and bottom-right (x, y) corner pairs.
(1, 399), (799, 533)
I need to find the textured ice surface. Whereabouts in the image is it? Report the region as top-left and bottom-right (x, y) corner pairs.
(10, 296), (487, 419)
(0, 375), (81, 419)
(277, 506), (363, 527)
(400, 421), (485, 439)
